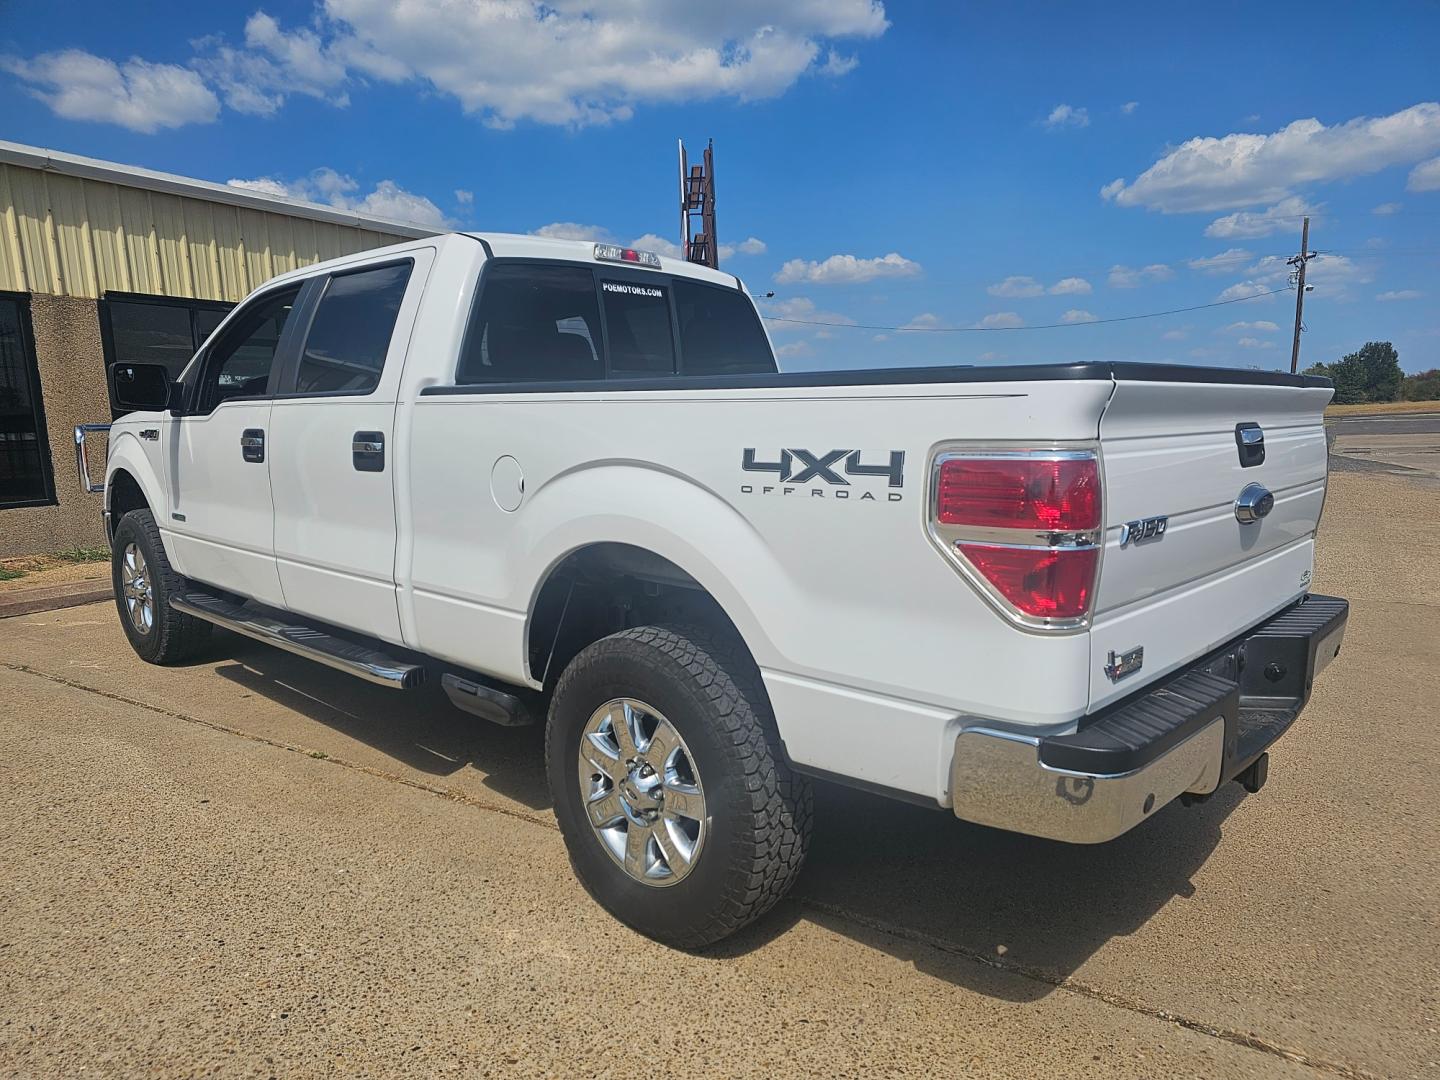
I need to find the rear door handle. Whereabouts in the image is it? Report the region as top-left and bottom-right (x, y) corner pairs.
(353, 431), (385, 472)
(241, 429), (265, 463)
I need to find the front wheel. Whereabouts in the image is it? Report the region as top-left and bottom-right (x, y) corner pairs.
(546, 625), (812, 948)
(110, 509), (212, 664)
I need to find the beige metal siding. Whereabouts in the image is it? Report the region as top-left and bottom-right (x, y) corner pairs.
(0, 162), (411, 302)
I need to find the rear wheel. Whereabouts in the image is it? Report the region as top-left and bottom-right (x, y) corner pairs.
(547, 624), (812, 948)
(111, 509), (212, 664)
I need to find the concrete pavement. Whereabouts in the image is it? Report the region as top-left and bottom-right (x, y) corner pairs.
(2, 469), (1437, 1078)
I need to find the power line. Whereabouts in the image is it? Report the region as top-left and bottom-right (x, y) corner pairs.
(760, 286), (1295, 333)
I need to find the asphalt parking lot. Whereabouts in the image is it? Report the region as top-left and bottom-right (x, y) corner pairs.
(3, 463), (1438, 1078)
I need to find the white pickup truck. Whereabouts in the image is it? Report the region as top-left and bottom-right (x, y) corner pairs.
(79, 232), (1348, 947)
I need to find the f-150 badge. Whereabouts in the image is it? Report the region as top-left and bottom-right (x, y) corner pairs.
(1119, 515), (1167, 546)
(740, 448), (905, 501)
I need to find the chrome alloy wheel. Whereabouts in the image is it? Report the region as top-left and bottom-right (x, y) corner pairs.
(577, 698), (707, 887)
(120, 542), (155, 635)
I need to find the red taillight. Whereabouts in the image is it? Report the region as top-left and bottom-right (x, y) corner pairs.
(930, 451), (1102, 626)
(937, 455), (1099, 531)
(956, 544), (1098, 619)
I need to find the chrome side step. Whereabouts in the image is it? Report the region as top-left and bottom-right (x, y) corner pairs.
(171, 591), (425, 689)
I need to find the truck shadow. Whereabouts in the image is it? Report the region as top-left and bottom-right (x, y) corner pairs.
(745, 778), (1244, 1002)
(208, 639), (553, 813)
(202, 631), (1240, 1000)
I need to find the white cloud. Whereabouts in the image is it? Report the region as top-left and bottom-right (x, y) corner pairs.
(1205, 196), (1314, 239)
(729, 236), (768, 256)
(1216, 280), (1278, 303)
(227, 169), (452, 227)
(1372, 202), (1402, 215)
(1409, 156), (1440, 191)
(757, 296), (855, 333)
(227, 177), (292, 197)
(221, 0), (887, 128)
(1186, 248), (1253, 274)
(1, 49), (219, 132)
(974, 312), (1024, 329)
(1222, 320), (1279, 333)
(629, 232), (684, 258)
(1049, 276), (1092, 295)
(818, 50), (859, 77)
(1108, 263), (1175, 288)
(871, 333), (889, 342)
(1045, 103), (1089, 129)
(1061, 309), (1096, 323)
(774, 340), (815, 360)
(1121, 101), (1139, 115)
(1236, 336), (1275, 349)
(1101, 103), (1440, 212)
(1162, 327), (1189, 341)
(775, 251), (921, 285)
(455, 189), (474, 206)
(1377, 289), (1422, 301)
(900, 313), (950, 331)
(987, 275), (1044, 298)
(1245, 252), (1373, 296)
(12, 3), (887, 131)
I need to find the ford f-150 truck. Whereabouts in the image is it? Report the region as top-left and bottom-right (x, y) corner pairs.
(77, 231), (1348, 947)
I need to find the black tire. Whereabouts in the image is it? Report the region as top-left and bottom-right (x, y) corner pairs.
(546, 624), (812, 948)
(111, 508), (212, 664)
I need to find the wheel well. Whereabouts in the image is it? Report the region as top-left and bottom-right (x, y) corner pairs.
(107, 469), (149, 533)
(527, 543), (748, 689)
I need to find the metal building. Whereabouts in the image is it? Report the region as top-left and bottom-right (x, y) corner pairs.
(0, 140), (433, 557)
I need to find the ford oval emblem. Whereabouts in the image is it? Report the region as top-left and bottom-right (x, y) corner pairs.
(1234, 483), (1274, 524)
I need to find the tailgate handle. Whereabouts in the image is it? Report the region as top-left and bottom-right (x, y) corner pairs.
(1235, 422), (1265, 467)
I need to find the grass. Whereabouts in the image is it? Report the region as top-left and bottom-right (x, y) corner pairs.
(53, 546), (111, 563)
(0, 566), (24, 582)
(1326, 399), (1440, 417)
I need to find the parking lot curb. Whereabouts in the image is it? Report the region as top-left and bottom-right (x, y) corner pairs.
(0, 583), (112, 619)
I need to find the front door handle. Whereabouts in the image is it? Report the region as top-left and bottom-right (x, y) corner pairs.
(353, 431), (385, 472)
(240, 429), (265, 463)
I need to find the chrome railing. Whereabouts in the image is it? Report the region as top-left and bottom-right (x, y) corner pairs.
(74, 423), (111, 494)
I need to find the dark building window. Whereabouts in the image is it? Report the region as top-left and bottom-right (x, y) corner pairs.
(0, 292), (55, 510)
(99, 293), (234, 416)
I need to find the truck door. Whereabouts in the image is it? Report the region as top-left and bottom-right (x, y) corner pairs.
(165, 283), (306, 608)
(267, 252), (431, 644)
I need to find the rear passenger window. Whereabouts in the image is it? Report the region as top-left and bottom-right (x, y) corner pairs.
(458, 264), (603, 384)
(673, 279), (776, 376)
(600, 280), (675, 375)
(295, 262), (413, 395)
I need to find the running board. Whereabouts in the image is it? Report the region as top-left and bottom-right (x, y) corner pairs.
(170, 591), (425, 689)
(441, 673), (538, 727)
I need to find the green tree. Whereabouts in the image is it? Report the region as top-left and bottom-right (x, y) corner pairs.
(1401, 368), (1440, 402)
(1303, 342), (1402, 404)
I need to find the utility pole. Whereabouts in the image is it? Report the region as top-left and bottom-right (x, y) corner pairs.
(1288, 216), (1315, 373)
(678, 138), (718, 268)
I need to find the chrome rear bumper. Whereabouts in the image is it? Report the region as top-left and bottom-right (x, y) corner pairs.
(949, 594), (1347, 844)
(950, 717), (1225, 844)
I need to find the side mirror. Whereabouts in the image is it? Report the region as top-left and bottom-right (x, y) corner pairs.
(111, 363), (172, 412)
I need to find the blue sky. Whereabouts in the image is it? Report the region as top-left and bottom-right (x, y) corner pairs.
(2, 0), (1438, 373)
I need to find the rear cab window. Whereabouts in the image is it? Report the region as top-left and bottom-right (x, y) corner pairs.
(456, 260), (774, 385)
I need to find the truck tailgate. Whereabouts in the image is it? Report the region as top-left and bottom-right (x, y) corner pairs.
(1089, 378), (1333, 710)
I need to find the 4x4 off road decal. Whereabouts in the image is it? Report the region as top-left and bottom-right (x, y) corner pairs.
(740, 448), (905, 501)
